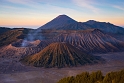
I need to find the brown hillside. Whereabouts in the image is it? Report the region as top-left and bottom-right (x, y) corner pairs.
(20, 42), (101, 68)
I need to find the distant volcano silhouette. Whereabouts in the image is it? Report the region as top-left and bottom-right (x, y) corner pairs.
(39, 15), (77, 29)
(20, 42), (100, 68)
(38, 14), (124, 34)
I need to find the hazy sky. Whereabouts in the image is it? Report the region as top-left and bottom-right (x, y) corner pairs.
(0, 0), (124, 29)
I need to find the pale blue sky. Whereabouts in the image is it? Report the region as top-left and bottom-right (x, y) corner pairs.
(0, 0), (124, 28)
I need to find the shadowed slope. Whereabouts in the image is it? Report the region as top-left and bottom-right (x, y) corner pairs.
(56, 22), (92, 30)
(21, 42), (100, 68)
(0, 28), (31, 47)
(52, 29), (124, 53)
(84, 20), (124, 34)
(0, 29), (23, 47)
(0, 27), (12, 34)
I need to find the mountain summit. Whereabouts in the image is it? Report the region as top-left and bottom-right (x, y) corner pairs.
(39, 15), (77, 29)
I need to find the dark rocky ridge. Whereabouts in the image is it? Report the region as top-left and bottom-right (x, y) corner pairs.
(83, 20), (124, 34)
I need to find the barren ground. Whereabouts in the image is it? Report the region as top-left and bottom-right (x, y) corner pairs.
(0, 52), (124, 83)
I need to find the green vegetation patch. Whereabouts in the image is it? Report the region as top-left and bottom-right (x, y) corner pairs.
(57, 69), (124, 83)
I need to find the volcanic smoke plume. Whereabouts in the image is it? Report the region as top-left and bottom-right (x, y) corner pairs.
(21, 29), (44, 47)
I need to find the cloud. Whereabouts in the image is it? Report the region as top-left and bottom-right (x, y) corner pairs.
(49, 4), (80, 13)
(2, 0), (81, 14)
(6, 0), (59, 8)
(113, 5), (124, 11)
(72, 0), (100, 13)
(6, 0), (43, 9)
(7, 0), (32, 5)
(1, 0), (82, 19)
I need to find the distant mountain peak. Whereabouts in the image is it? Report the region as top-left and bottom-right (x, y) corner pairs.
(39, 14), (77, 29)
(52, 14), (76, 22)
(56, 14), (69, 17)
(55, 14), (73, 19)
(86, 20), (98, 25)
(87, 20), (96, 22)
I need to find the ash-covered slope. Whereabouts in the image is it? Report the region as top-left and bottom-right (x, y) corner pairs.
(83, 20), (124, 34)
(39, 15), (77, 29)
(0, 40), (49, 58)
(21, 42), (100, 68)
(52, 29), (124, 53)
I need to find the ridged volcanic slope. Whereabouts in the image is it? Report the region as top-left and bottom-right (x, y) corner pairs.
(52, 29), (124, 53)
(21, 42), (99, 68)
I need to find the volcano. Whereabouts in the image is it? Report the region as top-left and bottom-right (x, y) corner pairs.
(0, 40), (49, 58)
(20, 42), (100, 68)
(52, 29), (124, 53)
(39, 15), (77, 29)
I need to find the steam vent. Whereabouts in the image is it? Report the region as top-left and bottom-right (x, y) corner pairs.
(20, 42), (101, 68)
